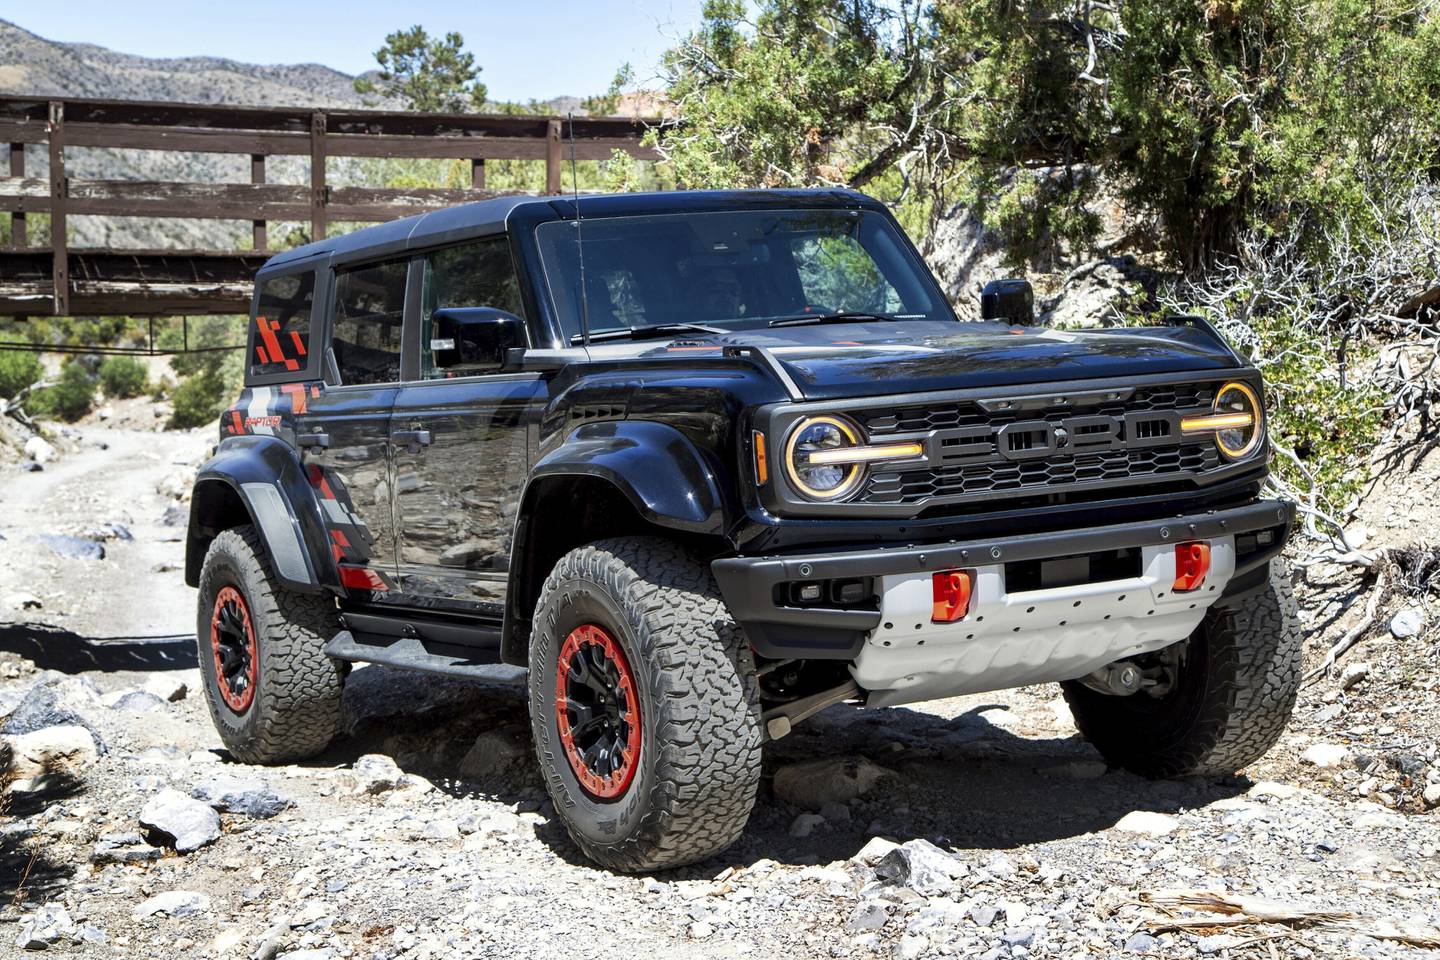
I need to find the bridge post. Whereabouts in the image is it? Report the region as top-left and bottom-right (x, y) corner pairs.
(310, 112), (327, 242)
(471, 157), (485, 190)
(48, 101), (67, 317)
(251, 153), (267, 252)
(9, 142), (23, 248)
(546, 119), (562, 195)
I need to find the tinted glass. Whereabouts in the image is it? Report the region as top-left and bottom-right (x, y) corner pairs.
(332, 259), (407, 386)
(420, 239), (527, 379)
(250, 271), (314, 378)
(535, 209), (945, 342)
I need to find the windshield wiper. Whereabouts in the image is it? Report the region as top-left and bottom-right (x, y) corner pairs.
(767, 311), (904, 328)
(571, 322), (728, 344)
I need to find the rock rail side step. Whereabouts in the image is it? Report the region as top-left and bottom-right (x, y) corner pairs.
(325, 609), (503, 678)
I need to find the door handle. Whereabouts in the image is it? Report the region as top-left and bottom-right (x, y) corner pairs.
(391, 429), (432, 448)
(297, 432), (330, 449)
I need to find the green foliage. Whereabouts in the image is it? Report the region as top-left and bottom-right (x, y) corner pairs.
(97, 356), (149, 399)
(354, 26), (488, 111)
(164, 317), (246, 430)
(0, 350), (43, 400)
(29, 362), (95, 422)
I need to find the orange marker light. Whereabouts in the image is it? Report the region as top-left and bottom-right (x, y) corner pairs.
(1174, 541), (1211, 591)
(932, 570), (975, 622)
(752, 430), (769, 485)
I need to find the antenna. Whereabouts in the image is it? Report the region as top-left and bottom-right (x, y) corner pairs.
(567, 112), (591, 349)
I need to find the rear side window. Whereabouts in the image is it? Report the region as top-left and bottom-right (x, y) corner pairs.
(332, 259), (407, 386)
(251, 271), (315, 378)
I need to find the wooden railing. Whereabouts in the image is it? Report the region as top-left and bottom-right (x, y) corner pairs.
(0, 95), (659, 318)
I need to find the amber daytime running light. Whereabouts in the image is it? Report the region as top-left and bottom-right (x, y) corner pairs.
(1180, 381), (1264, 460)
(783, 415), (925, 501)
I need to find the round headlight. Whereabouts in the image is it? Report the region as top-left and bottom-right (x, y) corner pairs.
(785, 415), (863, 500)
(1213, 381), (1263, 459)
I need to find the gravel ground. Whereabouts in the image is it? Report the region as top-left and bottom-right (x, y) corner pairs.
(1, 413), (1437, 959)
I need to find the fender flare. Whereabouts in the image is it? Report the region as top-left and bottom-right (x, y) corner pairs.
(185, 435), (336, 593)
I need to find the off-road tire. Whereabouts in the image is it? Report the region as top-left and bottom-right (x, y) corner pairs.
(1062, 558), (1302, 777)
(196, 525), (344, 764)
(529, 537), (763, 872)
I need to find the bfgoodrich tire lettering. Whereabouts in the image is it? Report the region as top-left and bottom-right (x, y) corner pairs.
(196, 525), (344, 764)
(1062, 558), (1303, 777)
(529, 537), (763, 872)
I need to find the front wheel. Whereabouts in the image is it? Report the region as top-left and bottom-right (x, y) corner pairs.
(529, 537), (763, 872)
(1062, 558), (1303, 778)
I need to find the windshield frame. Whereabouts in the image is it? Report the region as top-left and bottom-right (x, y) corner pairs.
(521, 202), (958, 348)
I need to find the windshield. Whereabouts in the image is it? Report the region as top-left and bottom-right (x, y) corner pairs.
(534, 208), (951, 342)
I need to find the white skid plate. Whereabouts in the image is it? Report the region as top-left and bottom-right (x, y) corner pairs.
(852, 538), (1235, 708)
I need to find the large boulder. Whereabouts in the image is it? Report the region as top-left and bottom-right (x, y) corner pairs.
(3, 724), (100, 793)
(1038, 256), (1159, 328)
(772, 756), (891, 811)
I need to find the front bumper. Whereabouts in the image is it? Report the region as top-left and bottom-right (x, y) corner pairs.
(711, 498), (1293, 663)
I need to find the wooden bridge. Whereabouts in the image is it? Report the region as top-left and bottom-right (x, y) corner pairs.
(0, 95), (658, 320)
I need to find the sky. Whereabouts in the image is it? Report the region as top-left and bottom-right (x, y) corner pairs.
(10, 1), (709, 102)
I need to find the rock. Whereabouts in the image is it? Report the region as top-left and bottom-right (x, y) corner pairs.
(109, 690), (167, 714)
(3, 592), (42, 612)
(772, 756), (891, 811)
(3, 725), (100, 792)
(846, 901), (889, 932)
(1126, 932), (1162, 953)
(438, 539), (501, 567)
(895, 934), (929, 959)
(21, 460), (42, 472)
(789, 812), (826, 838)
(161, 504), (188, 526)
(144, 674), (188, 702)
(80, 521), (132, 542)
(850, 836), (900, 865)
(277, 951), (335, 960)
(874, 839), (966, 896)
(1339, 662), (1371, 691)
(819, 801), (852, 822)
(139, 788), (222, 852)
(1113, 810), (1179, 837)
(347, 754), (405, 794)
(192, 775), (294, 819)
(96, 404), (113, 420)
(1040, 256), (1158, 328)
(32, 533), (105, 560)
(156, 468), (196, 500)
(981, 853), (1016, 879)
(15, 903), (75, 949)
(2, 681), (104, 741)
(1001, 928), (1036, 948)
(424, 818), (461, 841)
(970, 903), (999, 927)
(133, 891), (211, 919)
(1301, 743), (1351, 769)
(23, 436), (56, 463)
(92, 832), (163, 865)
(210, 928), (246, 954)
(1390, 606), (1424, 638)
(688, 921), (714, 939)
(457, 729), (528, 779)
(1422, 783), (1440, 806)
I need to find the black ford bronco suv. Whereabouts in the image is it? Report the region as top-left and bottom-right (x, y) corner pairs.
(187, 188), (1300, 871)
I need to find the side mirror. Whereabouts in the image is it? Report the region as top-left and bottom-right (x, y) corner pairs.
(980, 278), (1035, 326)
(430, 307), (527, 372)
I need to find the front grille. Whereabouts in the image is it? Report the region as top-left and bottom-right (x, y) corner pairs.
(852, 380), (1226, 509)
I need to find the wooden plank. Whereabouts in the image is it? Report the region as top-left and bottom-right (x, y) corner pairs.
(8, 142), (24, 247)
(472, 157), (485, 189)
(310, 112), (327, 241)
(326, 186), (520, 222)
(48, 101), (67, 316)
(251, 154), (266, 251)
(546, 119), (562, 195)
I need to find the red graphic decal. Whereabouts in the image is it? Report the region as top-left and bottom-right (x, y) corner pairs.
(290, 331), (307, 356)
(256, 315), (298, 372)
(229, 411), (244, 434)
(244, 415), (282, 429)
(255, 345), (269, 365)
(338, 566), (387, 591)
(280, 382), (308, 415)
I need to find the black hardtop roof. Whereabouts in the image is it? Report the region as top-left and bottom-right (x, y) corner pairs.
(255, 188), (884, 277)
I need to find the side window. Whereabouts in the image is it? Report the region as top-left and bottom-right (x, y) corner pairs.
(250, 271), (315, 378)
(790, 235), (903, 314)
(332, 259), (407, 386)
(420, 238), (526, 379)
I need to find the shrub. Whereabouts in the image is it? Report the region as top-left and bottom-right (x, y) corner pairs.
(168, 363), (232, 429)
(97, 355), (149, 399)
(30, 363), (95, 422)
(0, 350), (43, 400)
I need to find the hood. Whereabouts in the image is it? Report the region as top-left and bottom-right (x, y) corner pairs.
(629, 320), (1241, 400)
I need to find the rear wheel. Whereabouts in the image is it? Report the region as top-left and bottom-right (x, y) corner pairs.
(529, 537), (763, 872)
(1062, 558), (1302, 777)
(196, 525), (344, 764)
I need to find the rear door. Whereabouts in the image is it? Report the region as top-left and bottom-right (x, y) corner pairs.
(389, 237), (546, 615)
(294, 257), (409, 594)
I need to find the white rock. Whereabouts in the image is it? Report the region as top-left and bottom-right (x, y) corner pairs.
(2, 591), (43, 612)
(1113, 810), (1179, 837)
(1301, 743), (1351, 769)
(144, 674), (189, 702)
(23, 436), (57, 463)
(348, 754), (404, 794)
(789, 812), (826, 838)
(3, 725), (100, 792)
(133, 891), (211, 918)
(849, 836), (900, 865)
(1339, 662), (1371, 691)
(139, 788), (222, 852)
(1390, 606), (1424, 638)
(895, 934), (929, 960)
(1248, 780), (1301, 799)
(874, 839), (966, 896)
(14, 903), (75, 949)
(1422, 783), (1440, 806)
(689, 920), (714, 939)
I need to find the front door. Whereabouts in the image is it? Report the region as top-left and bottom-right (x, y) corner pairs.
(297, 257), (409, 594)
(390, 237), (545, 615)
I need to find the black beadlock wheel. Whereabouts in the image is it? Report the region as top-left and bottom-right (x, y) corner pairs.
(196, 525), (345, 764)
(1062, 558), (1303, 778)
(529, 537), (763, 872)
